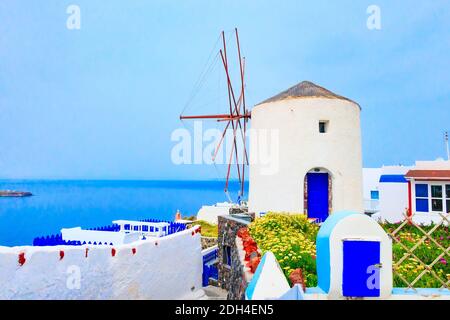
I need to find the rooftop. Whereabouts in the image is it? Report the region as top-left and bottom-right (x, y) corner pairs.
(405, 170), (450, 181)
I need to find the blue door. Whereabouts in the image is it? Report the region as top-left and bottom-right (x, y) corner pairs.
(307, 173), (329, 222)
(342, 240), (381, 297)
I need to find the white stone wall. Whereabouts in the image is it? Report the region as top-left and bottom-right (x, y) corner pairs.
(362, 168), (382, 200)
(249, 97), (363, 215)
(0, 228), (203, 300)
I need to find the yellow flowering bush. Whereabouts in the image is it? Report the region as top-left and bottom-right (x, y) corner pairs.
(248, 212), (319, 286)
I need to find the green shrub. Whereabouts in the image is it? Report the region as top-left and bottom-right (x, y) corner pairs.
(194, 220), (218, 238)
(382, 222), (449, 288)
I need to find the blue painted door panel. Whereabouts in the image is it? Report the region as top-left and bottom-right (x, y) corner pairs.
(342, 240), (381, 297)
(307, 173), (329, 222)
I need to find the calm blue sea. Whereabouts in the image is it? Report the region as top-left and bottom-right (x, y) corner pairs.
(0, 180), (248, 247)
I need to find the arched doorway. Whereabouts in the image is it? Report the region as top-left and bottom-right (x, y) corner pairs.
(304, 168), (332, 222)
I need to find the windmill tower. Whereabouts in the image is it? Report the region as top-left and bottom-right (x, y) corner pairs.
(180, 32), (364, 220)
(248, 81), (364, 221)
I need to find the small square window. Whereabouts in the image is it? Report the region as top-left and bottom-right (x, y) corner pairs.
(446, 200), (450, 213)
(446, 185), (450, 198)
(370, 190), (379, 200)
(431, 185), (442, 198)
(319, 121), (328, 133)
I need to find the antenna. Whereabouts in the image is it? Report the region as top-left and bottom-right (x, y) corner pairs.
(445, 131), (449, 160)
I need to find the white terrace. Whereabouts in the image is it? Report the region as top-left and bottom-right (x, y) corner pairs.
(61, 220), (171, 246)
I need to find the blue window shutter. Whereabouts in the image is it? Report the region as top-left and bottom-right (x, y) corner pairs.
(415, 184), (428, 198)
(416, 199), (429, 212)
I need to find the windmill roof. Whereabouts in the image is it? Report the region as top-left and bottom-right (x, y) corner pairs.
(257, 81), (360, 107)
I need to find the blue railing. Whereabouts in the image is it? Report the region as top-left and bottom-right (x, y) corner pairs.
(33, 234), (82, 246)
(33, 219), (188, 246)
(202, 247), (219, 286)
(203, 248), (218, 264)
(33, 223), (119, 246)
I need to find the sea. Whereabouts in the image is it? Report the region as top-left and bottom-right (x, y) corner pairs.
(0, 180), (248, 247)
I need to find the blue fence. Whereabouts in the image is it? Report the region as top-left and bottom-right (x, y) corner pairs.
(33, 223), (120, 246)
(33, 219), (188, 247)
(202, 247), (219, 287)
(33, 234), (82, 246)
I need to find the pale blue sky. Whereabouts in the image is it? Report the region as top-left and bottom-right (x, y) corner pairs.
(0, 1), (449, 180)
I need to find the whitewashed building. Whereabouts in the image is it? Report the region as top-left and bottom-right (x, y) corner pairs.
(363, 166), (412, 222)
(362, 168), (383, 214)
(364, 160), (450, 225)
(405, 159), (450, 225)
(249, 81), (364, 221)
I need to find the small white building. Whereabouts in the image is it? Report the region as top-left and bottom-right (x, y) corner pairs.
(405, 159), (450, 225)
(249, 81), (363, 221)
(363, 165), (412, 223)
(61, 220), (172, 246)
(364, 160), (450, 225)
(196, 202), (235, 225)
(112, 220), (170, 237)
(362, 167), (383, 213)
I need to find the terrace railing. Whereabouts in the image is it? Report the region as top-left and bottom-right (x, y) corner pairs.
(140, 219), (187, 235)
(33, 224), (120, 246)
(202, 246), (219, 286)
(386, 211), (450, 291)
(33, 219), (187, 246)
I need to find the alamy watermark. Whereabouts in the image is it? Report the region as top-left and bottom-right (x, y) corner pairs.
(66, 4), (81, 30)
(66, 265), (81, 290)
(366, 264), (381, 290)
(367, 5), (381, 30)
(171, 122), (280, 175)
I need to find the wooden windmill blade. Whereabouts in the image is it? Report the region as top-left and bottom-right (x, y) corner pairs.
(179, 28), (250, 202)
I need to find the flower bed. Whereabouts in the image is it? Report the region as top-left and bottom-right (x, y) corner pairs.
(248, 212), (449, 289)
(382, 222), (450, 288)
(248, 213), (319, 287)
(237, 227), (261, 274)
